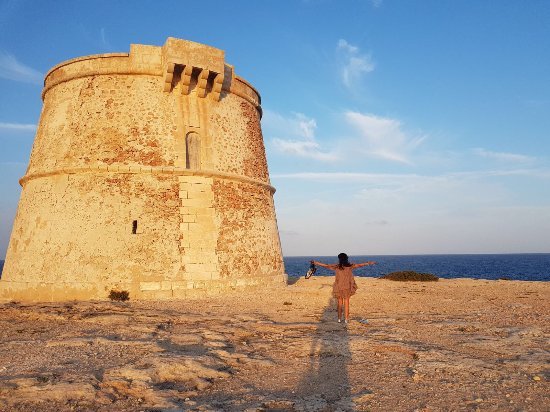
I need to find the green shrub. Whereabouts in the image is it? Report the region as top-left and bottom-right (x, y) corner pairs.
(380, 271), (439, 282)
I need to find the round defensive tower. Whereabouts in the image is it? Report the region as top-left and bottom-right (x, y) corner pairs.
(0, 38), (286, 301)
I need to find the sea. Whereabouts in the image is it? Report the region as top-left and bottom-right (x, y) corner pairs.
(0, 253), (549, 281)
(284, 254), (550, 282)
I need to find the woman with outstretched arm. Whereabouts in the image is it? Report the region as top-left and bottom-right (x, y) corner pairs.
(311, 253), (376, 324)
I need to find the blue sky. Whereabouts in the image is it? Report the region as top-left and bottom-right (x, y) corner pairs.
(1, 0), (549, 258)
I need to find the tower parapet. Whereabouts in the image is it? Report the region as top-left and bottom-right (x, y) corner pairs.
(1, 38), (285, 301)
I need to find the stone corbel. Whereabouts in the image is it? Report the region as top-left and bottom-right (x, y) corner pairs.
(163, 62), (175, 92)
(196, 69), (210, 98)
(180, 65), (193, 95)
(210, 73), (224, 101)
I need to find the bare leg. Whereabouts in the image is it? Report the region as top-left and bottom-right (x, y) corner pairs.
(337, 298), (343, 321)
(344, 297), (350, 322)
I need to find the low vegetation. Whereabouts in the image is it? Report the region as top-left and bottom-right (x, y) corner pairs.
(108, 290), (130, 301)
(380, 271), (439, 282)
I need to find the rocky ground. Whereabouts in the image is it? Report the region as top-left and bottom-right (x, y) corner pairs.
(0, 276), (548, 411)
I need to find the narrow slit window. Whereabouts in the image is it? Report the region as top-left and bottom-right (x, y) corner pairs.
(186, 132), (201, 169)
(132, 220), (138, 234)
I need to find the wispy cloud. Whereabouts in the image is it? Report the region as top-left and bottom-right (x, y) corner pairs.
(264, 111), (317, 139)
(344, 111), (426, 164)
(100, 27), (113, 51)
(272, 139), (338, 161)
(271, 168), (550, 182)
(450, 169), (550, 179)
(272, 172), (424, 184)
(472, 148), (535, 163)
(0, 51), (43, 85)
(0, 122), (37, 132)
(265, 109), (428, 164)
(264, 110), (339, 161)
(336, 39), (375, 89)
(370, 0), (383, 7)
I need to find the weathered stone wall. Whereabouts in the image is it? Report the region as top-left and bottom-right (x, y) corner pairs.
(29, 57), (179, 175)
(209, 95), (269, 182)
(1, 38), (285, 301)
(2, 173), (181, 300)
(212, 180), (283, 281)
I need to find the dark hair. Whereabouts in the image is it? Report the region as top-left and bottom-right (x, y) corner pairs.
(337, 253), (351, 269)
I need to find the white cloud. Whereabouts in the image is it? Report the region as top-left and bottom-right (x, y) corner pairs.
(264, 110), (339, 161)
(272, 168), (550, 184)
(449, 169), (550, 179)
(0, 51), (43, 85)
(100, 28), (113, 51)
(0, 122), (37, 132)
(273, 173), (453, 203)
(337, 39), (375, 89)
(296, 113), (316, 139)
(472, 148), (535, 163)
(272, 172), (416, 181)
(265, 109), (428, 164)
(272, 138), (338, 161)
(344, 111), (426, 164)
(263, 110), (317, 139)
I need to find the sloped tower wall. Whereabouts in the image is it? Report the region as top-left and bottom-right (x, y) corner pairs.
(0, 38), (285, 301)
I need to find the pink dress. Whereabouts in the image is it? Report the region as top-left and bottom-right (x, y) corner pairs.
(327, 264), (358, 299)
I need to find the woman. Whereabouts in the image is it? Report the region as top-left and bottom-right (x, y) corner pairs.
(312, 253), (376, 324)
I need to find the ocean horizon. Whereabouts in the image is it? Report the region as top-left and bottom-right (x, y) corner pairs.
(1, 253), (549, 282)
(285, 253), (550, 282)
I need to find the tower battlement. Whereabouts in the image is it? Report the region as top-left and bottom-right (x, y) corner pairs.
(42, 38), (261, 110)
(1, 38), (285, 301)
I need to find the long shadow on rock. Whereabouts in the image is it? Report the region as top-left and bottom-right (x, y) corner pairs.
(291, 297), (355, 410)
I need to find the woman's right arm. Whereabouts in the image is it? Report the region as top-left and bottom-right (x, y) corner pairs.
(312, 261), (336, 269)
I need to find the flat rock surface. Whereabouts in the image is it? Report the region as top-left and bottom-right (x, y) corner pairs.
(0, 277), (548, 411)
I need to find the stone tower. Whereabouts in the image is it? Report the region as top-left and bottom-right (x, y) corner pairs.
(0, 38), (285, 301)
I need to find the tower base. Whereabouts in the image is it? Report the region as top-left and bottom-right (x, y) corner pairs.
(0, 273), (287, 302)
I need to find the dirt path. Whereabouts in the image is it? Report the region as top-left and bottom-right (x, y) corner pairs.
(0, 277), (548, 411)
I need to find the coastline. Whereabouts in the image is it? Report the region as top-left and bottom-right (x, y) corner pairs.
(0, 276), (548, 411)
